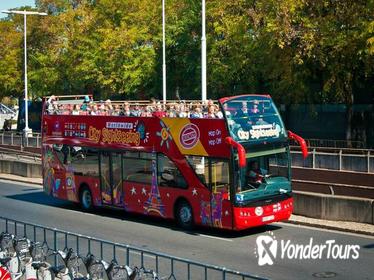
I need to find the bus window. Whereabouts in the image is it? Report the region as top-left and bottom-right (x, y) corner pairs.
(238, 148), (290, 193)
(53, 144), (70, 164)
(122, 153), (152, 184)
(210, 159), (230, 198)
(157, 154), (187, 189)
(71, 148), (99, 176)
(185, 156), (209, 186)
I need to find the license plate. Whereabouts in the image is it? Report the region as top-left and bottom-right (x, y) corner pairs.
(262, 215), (275, 222)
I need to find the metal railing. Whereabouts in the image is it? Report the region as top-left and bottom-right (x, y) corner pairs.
(0, 216), (266, 280)
(0, 131), (42, 148)
(291, 149), (374, 173)
(302, 138), (366, 149)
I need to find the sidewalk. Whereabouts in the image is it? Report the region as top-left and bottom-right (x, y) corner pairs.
(287, 214), (374, 236)
(0, 173), (42, 186)
(0, 173), (373, 236)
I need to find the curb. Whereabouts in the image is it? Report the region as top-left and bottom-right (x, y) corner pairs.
(285, 219), (374, 237)
(0, 176), (43, 187)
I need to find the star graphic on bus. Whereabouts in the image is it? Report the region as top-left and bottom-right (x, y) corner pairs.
(142, 188), (147, 195)
(156, 121), (172, 149)
(131, 187), (137, 195)
(192, 188), (198, 196)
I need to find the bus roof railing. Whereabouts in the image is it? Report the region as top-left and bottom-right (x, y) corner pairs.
(44, 95), (219, 104)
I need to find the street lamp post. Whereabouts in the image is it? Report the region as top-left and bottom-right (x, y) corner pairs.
(162, 0), (167, 104)
(201, 0), (207, 101)
(1, 10), (47, 137)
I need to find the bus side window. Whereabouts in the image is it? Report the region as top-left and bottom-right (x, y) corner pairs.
(122, 154), (152, 184)
(157, 154), (187, 189)
(211, 159), (230, 200)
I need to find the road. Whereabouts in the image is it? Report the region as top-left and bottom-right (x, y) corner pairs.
(0, 180), (373, 280)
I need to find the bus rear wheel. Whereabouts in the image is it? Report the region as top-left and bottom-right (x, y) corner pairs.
(176, 201), (194, 230)
(80, 186), (93, 211)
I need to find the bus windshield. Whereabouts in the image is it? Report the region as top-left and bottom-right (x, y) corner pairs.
(222, 96), (287, 143)
(235, 148), (291, 203)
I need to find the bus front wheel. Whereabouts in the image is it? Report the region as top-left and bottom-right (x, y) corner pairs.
(176, 201), (194, 230)
(80, 186), (93, 211)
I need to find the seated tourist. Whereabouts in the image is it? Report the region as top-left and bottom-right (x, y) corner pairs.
(121, 102), (131, 116)
(130, 103), (142, 117)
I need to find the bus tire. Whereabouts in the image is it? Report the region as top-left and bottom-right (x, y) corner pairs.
(79, 186), (93, 211)
(175, 200), (194, 230)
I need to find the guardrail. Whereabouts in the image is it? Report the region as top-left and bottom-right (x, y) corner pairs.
(303, 138), (366, 149)
(292, 149), (374, 173)
(0, 131), (42, 148)
(0, 216), (266, 280)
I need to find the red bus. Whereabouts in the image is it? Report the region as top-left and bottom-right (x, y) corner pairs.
(42, 94), (307, 230)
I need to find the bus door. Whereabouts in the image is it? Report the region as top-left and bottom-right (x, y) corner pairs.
(210, 159), (231, 229)
(99, 152), (123, 206)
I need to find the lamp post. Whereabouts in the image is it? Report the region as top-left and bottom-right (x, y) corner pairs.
(1, 10), (47, 136)
(201, 0), (207, 101)
(162, 0), (167, 104)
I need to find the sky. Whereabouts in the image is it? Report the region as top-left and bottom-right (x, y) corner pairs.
(0, 0), (35, 18)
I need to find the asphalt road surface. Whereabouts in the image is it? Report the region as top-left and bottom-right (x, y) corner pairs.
(0, 180), (373, 280)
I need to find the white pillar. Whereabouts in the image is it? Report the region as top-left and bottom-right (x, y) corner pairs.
(201, 0), (207, 101)
(24, 11), (31, 134)
(162, 0), (167, 104)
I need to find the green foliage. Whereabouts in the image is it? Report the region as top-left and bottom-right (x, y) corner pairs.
(0, 0), (372, 104)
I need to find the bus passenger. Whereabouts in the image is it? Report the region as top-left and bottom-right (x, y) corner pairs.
(62, 104), (72, 115)
(215, 105), (223, 118)
(152, 102), (166, 118)
(46, 95), (57, 114)
(90, 104), (99, 115)
(234, 101), (248, 118)
(190, 105), (203, 118)
(205, 105), (216, 118)
(72, 104), (80, 115)
(112, 104), (121, 116)
(98, 103), (107, 116)
(201, 99), (213, 115)
(250, 100), (260, 114)
(80, 95), (90, 111)
(105, 99), (113, 115)
(178, 102), (188, 118)
(131, 103), (142, 117)
(223, 103), (231, 118)
(149, 98), (157, 112)
(121, 102), (131, 116)
(167, 104), (177, 117)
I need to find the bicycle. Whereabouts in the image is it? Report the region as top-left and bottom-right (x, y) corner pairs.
(0, 233), (23, 280)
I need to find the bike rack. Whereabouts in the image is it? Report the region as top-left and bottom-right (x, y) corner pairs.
(0, 216), (266, 280)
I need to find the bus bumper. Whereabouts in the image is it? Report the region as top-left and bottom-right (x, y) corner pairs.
(233, 197), (293, 230)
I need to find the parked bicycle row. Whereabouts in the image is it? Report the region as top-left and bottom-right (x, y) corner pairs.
(0, 232), (161, 280)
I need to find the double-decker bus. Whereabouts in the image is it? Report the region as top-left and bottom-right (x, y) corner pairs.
(42, 94), (307, 230)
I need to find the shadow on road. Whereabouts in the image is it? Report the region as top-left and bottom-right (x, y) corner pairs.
(6, 190), (283, 238)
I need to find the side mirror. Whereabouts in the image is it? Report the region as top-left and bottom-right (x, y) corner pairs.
(288, 131), (308, 159)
